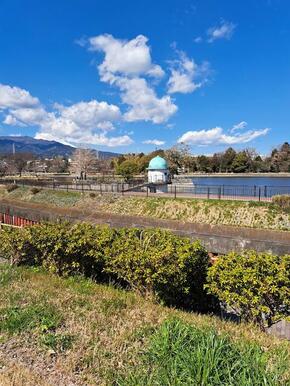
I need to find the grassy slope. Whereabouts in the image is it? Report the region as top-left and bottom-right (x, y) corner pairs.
(0, 185), (289, 230)
(0, 265), (289, 385)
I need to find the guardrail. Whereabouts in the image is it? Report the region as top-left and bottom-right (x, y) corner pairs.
(0, 212), (38, 227)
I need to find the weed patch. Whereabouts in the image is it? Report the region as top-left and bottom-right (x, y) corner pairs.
(121, 318), (289, 385)
(0, 303), (62, 335)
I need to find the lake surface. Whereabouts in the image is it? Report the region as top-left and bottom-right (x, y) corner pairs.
(172, 176), (290, 198)
(190, 176), (290, 188)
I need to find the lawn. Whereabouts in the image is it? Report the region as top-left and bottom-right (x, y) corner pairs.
(0, 264), (289, 385)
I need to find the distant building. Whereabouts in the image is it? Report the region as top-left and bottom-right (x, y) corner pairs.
(147, 156), (169, 184)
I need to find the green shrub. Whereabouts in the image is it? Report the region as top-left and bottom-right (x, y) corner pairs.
(272, 194), (290, 212)
(0, 227), (36, 265)
(121, 318), (288, 385)
(6, 183), (18, 192)
(105, 228), (213, 311)
(0, 223), (212, 312)
(206, 251), (290, 330)
(30, 187), (41, 195)
(25, 223), (112, 277)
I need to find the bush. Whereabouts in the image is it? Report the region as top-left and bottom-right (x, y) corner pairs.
(272, 195), (290, 212)
(0, 226), (37, 265)
(0, 223), (212, 312)
(30, 187), (41, 195)
(89, 192), (96, 198)
(206, 251), (290, 330)
(104, 228), (213, 311)
(6, 184), (18, 193)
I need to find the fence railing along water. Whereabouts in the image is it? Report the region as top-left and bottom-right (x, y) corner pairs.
(1, 178), (290, 201)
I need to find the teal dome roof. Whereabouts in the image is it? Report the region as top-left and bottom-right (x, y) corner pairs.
(148, 156), (168, 170)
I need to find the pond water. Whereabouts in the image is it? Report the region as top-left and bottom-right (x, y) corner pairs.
(190, 176), (290, 188)
(172, 176), (290, 198)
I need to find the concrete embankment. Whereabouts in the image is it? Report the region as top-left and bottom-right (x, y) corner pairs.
(0, 198), (289, 255)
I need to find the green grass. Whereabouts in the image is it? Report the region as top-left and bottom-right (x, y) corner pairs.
(0, 303), (62, 334)
(122, 319), (288, 386)
(0, 264), (289, 385)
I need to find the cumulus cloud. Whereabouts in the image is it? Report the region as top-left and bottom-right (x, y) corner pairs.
(1, 84), (133, 147)
(89, 34), (164, 79)
(0, 84), (39, 110)
(167, 51), (210, 94)
(207, 21), (236, 42)
(143, 139), (165, 146)
(54, 100), (121, 130)
(178, 125), (269, 146)
(116, 77), (177, 123)
(88, 33), (177, 124)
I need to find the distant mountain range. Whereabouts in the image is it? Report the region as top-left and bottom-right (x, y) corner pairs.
(0, 136), (121, 159)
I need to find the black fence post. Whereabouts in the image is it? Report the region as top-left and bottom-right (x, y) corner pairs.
(207, 187), (210, 200)
(264, 185), (267, 198)
(218, 186), (221, 200)
(258, 187), (261, 202)
(254, 185), (256, 197)
(122, 183), (124, 196)
(100, 184), (102, 195)
(174, 185), (177, 199)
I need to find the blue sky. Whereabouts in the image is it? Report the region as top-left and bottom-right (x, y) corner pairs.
(0, 0), (289, 154)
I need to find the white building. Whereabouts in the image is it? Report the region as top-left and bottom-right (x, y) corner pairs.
(147, 156), (169, 184)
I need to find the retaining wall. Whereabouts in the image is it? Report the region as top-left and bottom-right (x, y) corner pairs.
(0, 198), (289, 255)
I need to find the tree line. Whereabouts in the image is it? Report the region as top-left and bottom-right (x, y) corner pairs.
(0, 142), (289, 179)
(114, 142), (290, 178)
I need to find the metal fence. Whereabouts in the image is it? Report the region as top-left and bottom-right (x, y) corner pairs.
(123, 183), (290, 201)
(1, 178), (289, 201)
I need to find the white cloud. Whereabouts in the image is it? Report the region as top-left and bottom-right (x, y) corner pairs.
(230, 121), (248, 133)
(88, 33), (177, 124)
(167, 51), (209, 94)
(6, 107), (48, 126)
(207, 21), (236, 42)
(54, 100), (121, 130)
(89, 34), (164, 79)
(143, 139), (165, 146)
(35, 131), (133, 147)
(0, 84), (39, 110)
(178, 126), (269, 146)
(1, 84), (133, 147)
(116, 77), (177, 123)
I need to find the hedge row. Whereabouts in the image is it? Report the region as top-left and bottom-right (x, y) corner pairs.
(0, 223), (214, 312)
(1, 222), (289, 329)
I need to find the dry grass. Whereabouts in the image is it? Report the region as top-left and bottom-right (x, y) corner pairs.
(0, 185), (289, 230)
(0, 265), (289, 385)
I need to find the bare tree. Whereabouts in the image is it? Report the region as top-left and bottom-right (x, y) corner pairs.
(165, 143), (191, 174)
(69, 148), (97, 179)
(5, 152), (33, 177)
